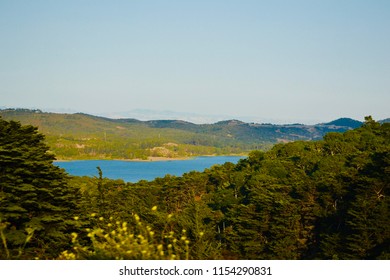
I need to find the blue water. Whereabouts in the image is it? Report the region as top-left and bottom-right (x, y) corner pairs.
(54, 156), (245, 182)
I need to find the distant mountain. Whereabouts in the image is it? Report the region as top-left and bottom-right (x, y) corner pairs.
(98, 108), (306, 124)
(101, 109), (235, 124)
(379, 118), (390, 124)
(321, 118), (363, 129)
(0, 108), (370, 160)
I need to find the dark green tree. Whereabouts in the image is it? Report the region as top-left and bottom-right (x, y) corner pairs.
(0, 118), (80, 259)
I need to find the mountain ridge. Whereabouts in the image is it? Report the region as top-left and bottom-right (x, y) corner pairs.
(0, 108), (379, 160)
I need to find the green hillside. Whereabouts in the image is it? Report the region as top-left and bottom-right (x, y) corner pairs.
(0, 108), (364, 160)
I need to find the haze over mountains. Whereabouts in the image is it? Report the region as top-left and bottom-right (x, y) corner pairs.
(0, 106), (335, 124)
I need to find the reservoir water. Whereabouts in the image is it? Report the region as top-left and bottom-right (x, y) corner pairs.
(54, 156), (245, 183)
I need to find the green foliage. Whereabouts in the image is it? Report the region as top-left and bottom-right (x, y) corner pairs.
(0, 117), (80, 259)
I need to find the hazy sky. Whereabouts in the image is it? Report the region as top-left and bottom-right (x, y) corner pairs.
(1, 0), (389, 123)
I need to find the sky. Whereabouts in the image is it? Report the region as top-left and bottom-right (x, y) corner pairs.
(1, 0), (389, 124)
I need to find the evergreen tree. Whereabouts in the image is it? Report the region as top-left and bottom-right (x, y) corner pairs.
(0, 118), (79, 259)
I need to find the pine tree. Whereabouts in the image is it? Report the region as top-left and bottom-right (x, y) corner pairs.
(0, 118), (80, 259)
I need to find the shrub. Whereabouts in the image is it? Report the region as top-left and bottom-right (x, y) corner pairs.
(59, 208), (190, 260)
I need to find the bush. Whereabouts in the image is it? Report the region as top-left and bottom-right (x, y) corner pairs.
(59, 208), (191, 260)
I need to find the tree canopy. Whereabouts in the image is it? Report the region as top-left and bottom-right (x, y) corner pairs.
(0, 117), (79, 259)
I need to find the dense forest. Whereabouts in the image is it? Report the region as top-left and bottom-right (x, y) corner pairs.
(0, 116), (388, 259)
(0, 108), (364, 160)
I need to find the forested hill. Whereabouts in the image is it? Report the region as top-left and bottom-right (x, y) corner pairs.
(0, 108), (367, 160)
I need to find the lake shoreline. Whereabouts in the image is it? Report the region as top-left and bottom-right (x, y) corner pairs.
(55, 156), (191, 162)
(54, 154), (247, 162)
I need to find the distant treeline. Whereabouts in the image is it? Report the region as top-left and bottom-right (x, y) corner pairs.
(0, 115), (388, 259)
